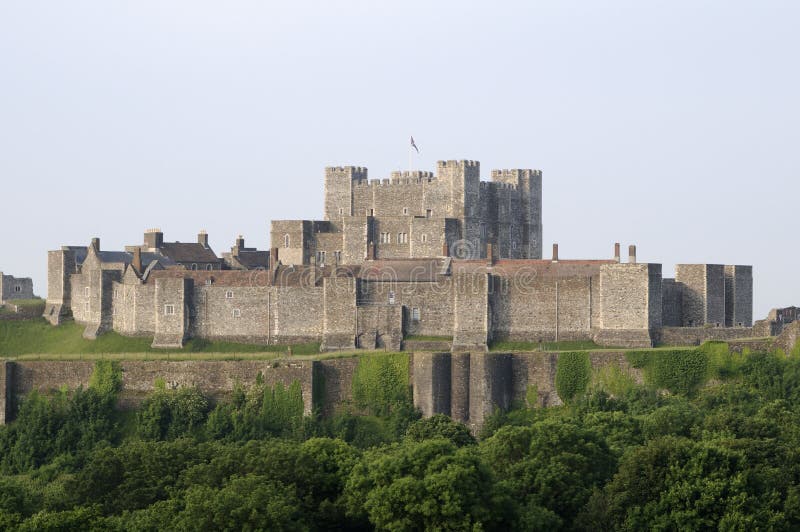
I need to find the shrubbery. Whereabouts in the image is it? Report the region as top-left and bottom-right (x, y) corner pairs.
(3, 349), (800, 530)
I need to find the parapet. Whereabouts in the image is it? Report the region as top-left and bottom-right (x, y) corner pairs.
(437, 160), (480, 168)
(325, 166), (369, 183)
(490, 169), (543, 185)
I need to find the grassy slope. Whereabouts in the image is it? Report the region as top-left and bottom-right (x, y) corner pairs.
(0, 319), (320, 358)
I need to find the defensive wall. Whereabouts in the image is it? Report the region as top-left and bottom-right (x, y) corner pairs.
(0, 351), (644, 432)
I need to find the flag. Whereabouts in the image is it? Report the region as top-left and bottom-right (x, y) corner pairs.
(410, 136), (419, 153)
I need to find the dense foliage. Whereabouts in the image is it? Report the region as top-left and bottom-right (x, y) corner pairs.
(555, 351), (591, 403)
(2, 347), (800, 530)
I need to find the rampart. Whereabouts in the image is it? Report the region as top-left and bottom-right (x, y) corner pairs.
(0, 351), (651, 432)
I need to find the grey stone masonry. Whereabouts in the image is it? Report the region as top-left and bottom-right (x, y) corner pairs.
(44, 156), (756, 352)
(1, 272), (34, 304)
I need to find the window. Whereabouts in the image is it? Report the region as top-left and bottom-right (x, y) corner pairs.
(206, 264), (213, 271)
(284, 234), (290, 248)
(232, 309), (241, 318)
(225, 290), (234, 299)
(191, 263), (197, 270)
(205, 279), (213, 286)
(380, 232), (390, 244)
(421, 234), (428, 243)
(316, 251), (326, 264)
(334, 250), (342, 263)
(339, 207), (343, 215)
(411, 307), (420, 321)
(370, 208), (374, 216)
(480, 223), (487, 239)
(388, 291), (396, 304)
(84, 287), (90, 297)
(164, 304), (175, 315)
(14, 285), (21, 293)
(512, 240), (517, 250)
(426, 209), (432, 218)
(397, 233), (408, 244)
(403, 207), (408, 215)
(84, 301), (89, 312)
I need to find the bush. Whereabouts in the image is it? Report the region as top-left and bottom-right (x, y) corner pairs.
(556, 352), (591, 403)
(352, 354), (412, 417)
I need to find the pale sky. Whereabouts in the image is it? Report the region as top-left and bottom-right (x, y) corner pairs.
(1, 1), (797, 318)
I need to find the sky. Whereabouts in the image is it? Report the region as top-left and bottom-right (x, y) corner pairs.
(0, 1), (798, 318)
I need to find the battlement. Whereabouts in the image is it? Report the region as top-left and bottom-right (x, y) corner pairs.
(324, 166), (368, 182)
(436, 160), (480, 168)
(490, 169), (542, 181)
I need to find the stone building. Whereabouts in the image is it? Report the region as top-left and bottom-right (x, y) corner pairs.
(126, 229), (223, 271)
(272, 161), (542, 266)
(45, 159), (756, 350)
(222, 235), (269, 270)
(1, 272), (34, 304)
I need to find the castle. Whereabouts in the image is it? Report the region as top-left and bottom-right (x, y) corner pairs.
(44, 160), (757, 350)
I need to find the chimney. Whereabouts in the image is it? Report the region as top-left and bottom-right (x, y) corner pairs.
(628, 245), (637, 264)
(270, 247), (279, 269)
(144, 228), (163, 249)
(614, 242), (621, 263)
(91, 237), (100, 251)
(131, 247), (142, 274)
(367, 241), (376, 260)
(552, 243), (559, 262)
(235, 234), (245, 249)
(197, 230), (209, 248)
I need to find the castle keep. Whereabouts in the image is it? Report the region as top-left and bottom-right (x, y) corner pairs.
(45, 160), (754, 350)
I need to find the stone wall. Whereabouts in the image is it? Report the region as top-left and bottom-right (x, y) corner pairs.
(1, 273), (34, 304)
(725, 265), (753, 327)
(657, 326), (757, 346)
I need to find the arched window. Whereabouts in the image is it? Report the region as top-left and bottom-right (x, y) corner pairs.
(191, 263), (197, 270)
(284, 234), (290, 248)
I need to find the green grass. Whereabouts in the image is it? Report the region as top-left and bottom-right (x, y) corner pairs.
(403, 335), (453, 342)
(7, 298), (45, 308)
(489, 339), (607, 352)
(0, 318), (320, 358)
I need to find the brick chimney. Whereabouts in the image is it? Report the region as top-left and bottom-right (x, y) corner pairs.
(552, 243), (559, 262)
(628, 245), (637, 264)
(197, 230), (209, 248)
(131, 247), (142, 273)
(614, 242), (621, 263)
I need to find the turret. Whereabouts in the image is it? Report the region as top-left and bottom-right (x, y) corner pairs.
(324, 166), (368, 224)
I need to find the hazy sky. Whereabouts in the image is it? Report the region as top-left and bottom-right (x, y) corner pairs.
(1, 1), (798, 317)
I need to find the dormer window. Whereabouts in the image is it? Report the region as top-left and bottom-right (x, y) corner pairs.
(206, 264), (213, 271)
(191, 263), (198, 270)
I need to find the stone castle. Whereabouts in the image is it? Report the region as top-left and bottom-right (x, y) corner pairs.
(44, 159), (757, 350)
